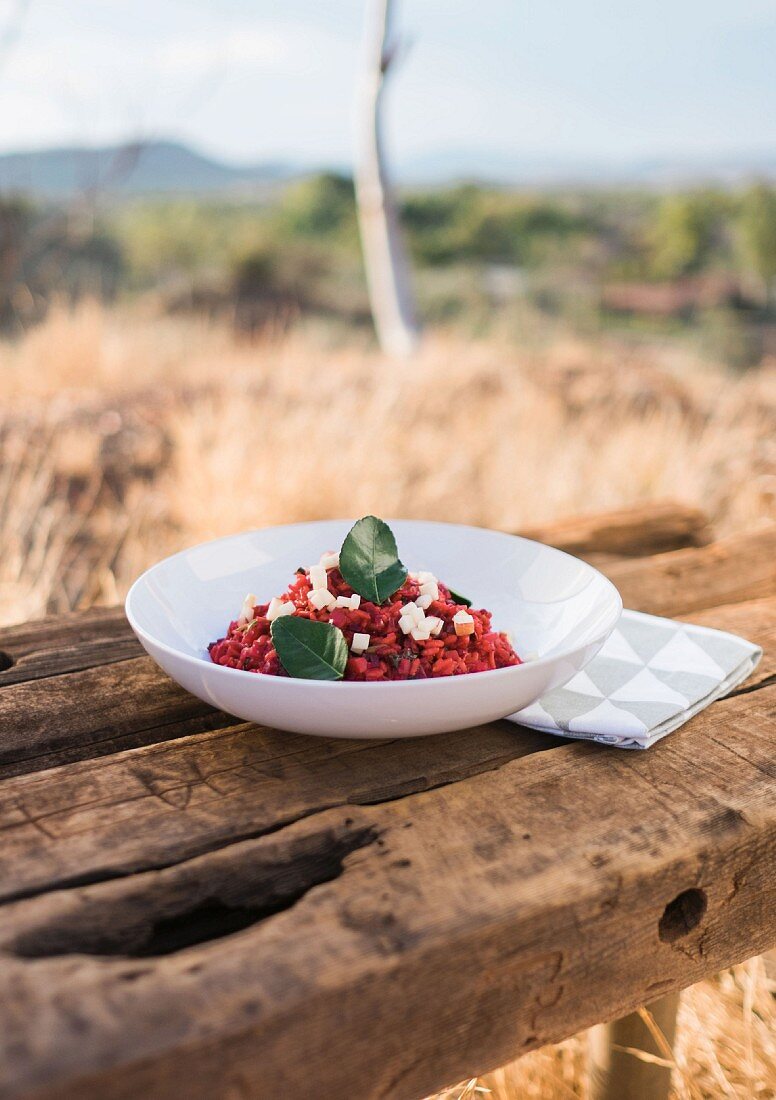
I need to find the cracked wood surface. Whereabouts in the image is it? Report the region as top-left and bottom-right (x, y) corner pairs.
(0, 523), (774, 1099)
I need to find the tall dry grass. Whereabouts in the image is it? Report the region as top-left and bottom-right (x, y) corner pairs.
(0, 303), (774, 1097)
(1, 303), (774, 601)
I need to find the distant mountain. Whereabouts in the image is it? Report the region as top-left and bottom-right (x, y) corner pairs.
(0, 140), (293, 198)
(1, 139), (775, 198)
(399, 149), (776, 188)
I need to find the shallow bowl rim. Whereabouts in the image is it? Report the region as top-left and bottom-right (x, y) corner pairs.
(125, 518), (623, 691)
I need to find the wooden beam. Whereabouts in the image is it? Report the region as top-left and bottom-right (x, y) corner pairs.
(0, 679), (772, 1099)
(0, 606), (142, 687)
(521, 501), (712, 560)
(0, 655), (241, 778)
(606, 525), (776, 617)
(0, 532), (774, 1098)
(0, 556), (773, 782)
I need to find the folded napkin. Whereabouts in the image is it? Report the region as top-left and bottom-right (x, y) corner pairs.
(510, 610), (762, 749)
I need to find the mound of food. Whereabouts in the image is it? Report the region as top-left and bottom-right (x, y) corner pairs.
(208, 517), (520, 681)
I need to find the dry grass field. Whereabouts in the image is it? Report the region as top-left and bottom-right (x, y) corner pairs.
(0, 302), (774, 1097)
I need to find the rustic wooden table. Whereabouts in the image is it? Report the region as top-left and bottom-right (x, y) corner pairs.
(0, 508), (774, 1100)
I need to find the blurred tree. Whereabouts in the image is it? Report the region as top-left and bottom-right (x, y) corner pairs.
(401, 187), (478, 264)
(402, 188), (593, 268)
(738, 183), (776, 308)
(278, 173), (357, 238)
(114, 200), (241, 285)
(467, 197), (590, 266)
(647, 194), (717, 280)
(0, 198), (124, 333)
(0, 197), (32, 330)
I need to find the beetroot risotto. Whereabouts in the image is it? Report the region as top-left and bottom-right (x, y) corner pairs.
(208, 516), (521, 682)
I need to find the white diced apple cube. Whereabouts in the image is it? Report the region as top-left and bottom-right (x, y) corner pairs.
(398, 614), (415, 634)
(349, 594), (361, 609)
(309, 588), (335, 611)
(410, 626), (431, 642)
(239, 593), (257, 624)
(425, 616), (444, 636)
(320, 551), (339, 570)
(403, 601), (425, 624)
(351, 632), (370, 654)
(416, 594), (433, 609)
(309, 565), (328, 591)
(265, 597), (283, 621)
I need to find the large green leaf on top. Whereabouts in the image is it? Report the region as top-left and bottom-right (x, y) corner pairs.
(270, 615), (348, 680)
(339, 516), (408, 605)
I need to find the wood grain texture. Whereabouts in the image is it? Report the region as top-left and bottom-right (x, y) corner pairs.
(0, 719), (554, 904)
(0, 656), (241, 779)
(606, 525), (776, 617)
(0, 682), (773, 1100)
(0, 525), (774, 1100)
(0, 607), (142, 686)
(0, 598), (771, 908)
(521, 501), (712, 560)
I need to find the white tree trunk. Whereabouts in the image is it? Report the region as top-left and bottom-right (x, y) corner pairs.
(355, 0), (420, 358)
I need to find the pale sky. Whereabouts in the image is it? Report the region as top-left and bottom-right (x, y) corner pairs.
(0, 0), (774, 166)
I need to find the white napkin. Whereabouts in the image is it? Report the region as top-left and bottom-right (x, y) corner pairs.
(509, 609), (762, 749)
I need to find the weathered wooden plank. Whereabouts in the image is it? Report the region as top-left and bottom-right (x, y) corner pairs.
(521, 501), (712, 560)
(2, 531), (773, 781)
(0, 596), (772, 919)
(0, 606), (142, 686)
(605, 525), (776, 617)
(0, 656), (241, 779)
(0, 719), (554, 904)
(0, 521), (769, 1100)
(0, 682), (772, 1100)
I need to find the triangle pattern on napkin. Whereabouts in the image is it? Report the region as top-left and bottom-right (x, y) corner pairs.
(508, 609), (762, 750)
(648, 630), (726, 679)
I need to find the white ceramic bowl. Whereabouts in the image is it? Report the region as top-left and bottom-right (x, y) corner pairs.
(126, 520), (622, 739)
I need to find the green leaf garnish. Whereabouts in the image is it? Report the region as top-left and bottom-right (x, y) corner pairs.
(339, 516), (408, 605)
(270, 616), (348, 681)
(447, 587), (472, 607)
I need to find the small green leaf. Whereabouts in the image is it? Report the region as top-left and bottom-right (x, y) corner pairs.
(271, 616), (348, 681)
(339, 516), (408, 604)
(447, 587), (472, 607)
